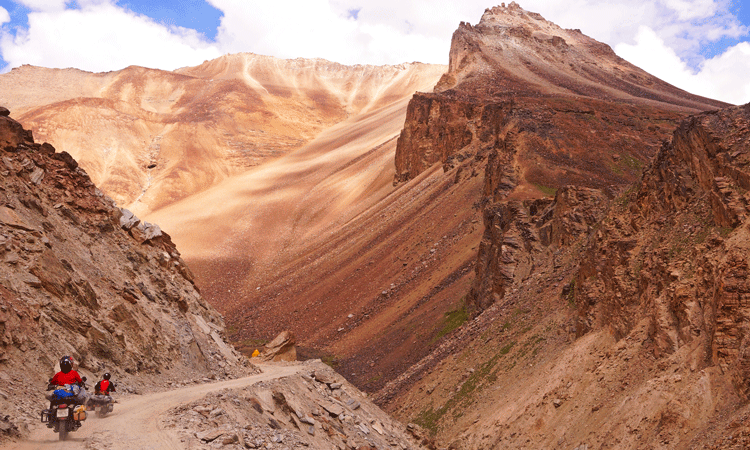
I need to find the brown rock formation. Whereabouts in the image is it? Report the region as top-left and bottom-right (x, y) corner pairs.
(374, 5), (750, 450)
(395, 2), (727, 316)
(468, 186), (608, 311)
(260, 331), (297, 362)
(576, 103), (750, 394)
(395, 2), (726, 187)
(380, 102), (750, 450)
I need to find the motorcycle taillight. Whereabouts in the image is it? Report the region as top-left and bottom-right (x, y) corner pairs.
(58, 404), (67, 408)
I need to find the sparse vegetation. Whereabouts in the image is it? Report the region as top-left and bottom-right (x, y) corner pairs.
(436, 300), (469, 341)
(414, 341), (515, 435)
(565, 278), (576, 307)
(534, 183), (558, 197)
(321, 355), (341, 369)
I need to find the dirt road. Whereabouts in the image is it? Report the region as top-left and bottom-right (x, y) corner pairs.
(7, 363), (301, 450)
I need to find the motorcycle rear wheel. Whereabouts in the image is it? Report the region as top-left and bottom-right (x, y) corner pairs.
(58, 422), (68, 441)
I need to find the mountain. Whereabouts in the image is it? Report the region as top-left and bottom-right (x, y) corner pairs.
(0, 56), (445, 217)
(372, 4), (750, 449)
(1, 3), (744, 448)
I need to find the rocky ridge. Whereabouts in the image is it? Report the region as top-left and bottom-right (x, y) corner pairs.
(0, 111), (252, 439)
(382, 102), (750, 450)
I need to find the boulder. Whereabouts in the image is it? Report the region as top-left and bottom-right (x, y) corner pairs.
(119, 208), (139, 230)
(259, 330), (296, 362)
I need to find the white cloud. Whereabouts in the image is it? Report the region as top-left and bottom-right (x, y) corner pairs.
(0, 8), (10, 25)
(206, 0), (457, 65)
(616, 25), (750, 105)
(0, 0), (749, 104)
(0, 0), (221, 72)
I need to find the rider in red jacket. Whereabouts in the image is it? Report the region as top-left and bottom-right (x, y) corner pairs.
(50, 356), (83, 386)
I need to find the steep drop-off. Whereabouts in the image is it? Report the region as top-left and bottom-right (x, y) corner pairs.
(382, 100), (750, 450)
(376, 4), (750, 449)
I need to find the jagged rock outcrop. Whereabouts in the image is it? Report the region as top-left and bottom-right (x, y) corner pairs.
(435, 2), (725, 108)
(575, 103), (750, 397)
(259, 330), (297, 362)
(395, 2), (726, 188)
(380, 105), (750, 450)
(0, 111), (252, 437)
(467, 186), (608, 311)
(377, 6), (750, 450)
(395, 2), (727, 315)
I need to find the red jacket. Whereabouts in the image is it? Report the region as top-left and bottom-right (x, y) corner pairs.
(50, 370), (83, 386)
(96, 379), (115, 394)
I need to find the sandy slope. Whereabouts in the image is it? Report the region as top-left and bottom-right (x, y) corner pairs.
(146, 95), (413, 263)
(0, 57), (445, 215)
(7, 364), (300, 450)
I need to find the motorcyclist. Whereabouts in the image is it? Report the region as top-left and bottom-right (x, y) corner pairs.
(94, 373), (116, 395)
(46, 356), (88, 427)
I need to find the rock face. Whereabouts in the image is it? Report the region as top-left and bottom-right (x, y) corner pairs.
(381, 102), (750, 450)
(0, 111), (251, 437)
(376, 5), (750, 450)
(260, 331), (297, 362)
(576, 103), (750, 396)
(468, 186), (608, 311)
(395, 2), (726, 315)
(395, 3), (726, 187)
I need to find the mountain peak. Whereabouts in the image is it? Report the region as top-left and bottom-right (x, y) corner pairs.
(436, 3), (726, 112)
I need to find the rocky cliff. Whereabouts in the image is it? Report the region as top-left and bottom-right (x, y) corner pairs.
(394, 2), (727, 315)
(381, 85), (750, 450)
(377, 4), (750, 449)
(0, 110), (250, 437)
(395, 2), (726, 186)
(576, 103), (750, 399)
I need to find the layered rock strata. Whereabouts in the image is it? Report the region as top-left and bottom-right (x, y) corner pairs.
(394, 2), (727, 315)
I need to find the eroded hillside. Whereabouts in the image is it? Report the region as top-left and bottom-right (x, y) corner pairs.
(0, 111), (250, 439)
(0, 56), (445, 216)
(381, 100), (750, 450)
(153, 2), (728, 398)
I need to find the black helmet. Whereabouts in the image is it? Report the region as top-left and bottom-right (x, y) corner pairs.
(103, 372), (111, 380)
(60, 356), (73, 373)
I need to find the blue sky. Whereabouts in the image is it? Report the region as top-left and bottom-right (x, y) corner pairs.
(0, 0), (749, 104)
(119, 0), (221, 39)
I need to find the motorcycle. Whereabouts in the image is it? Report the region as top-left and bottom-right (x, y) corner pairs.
(40, 378), (88, 441)
(86, 390), (115, 418)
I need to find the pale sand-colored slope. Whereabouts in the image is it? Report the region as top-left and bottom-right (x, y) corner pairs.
(7, 364), (300, 450)
(145, 94), (415, 267)
(0, 57), (445, 216)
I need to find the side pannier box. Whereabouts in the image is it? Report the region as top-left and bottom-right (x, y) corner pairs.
(73, 405), (86, 421)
